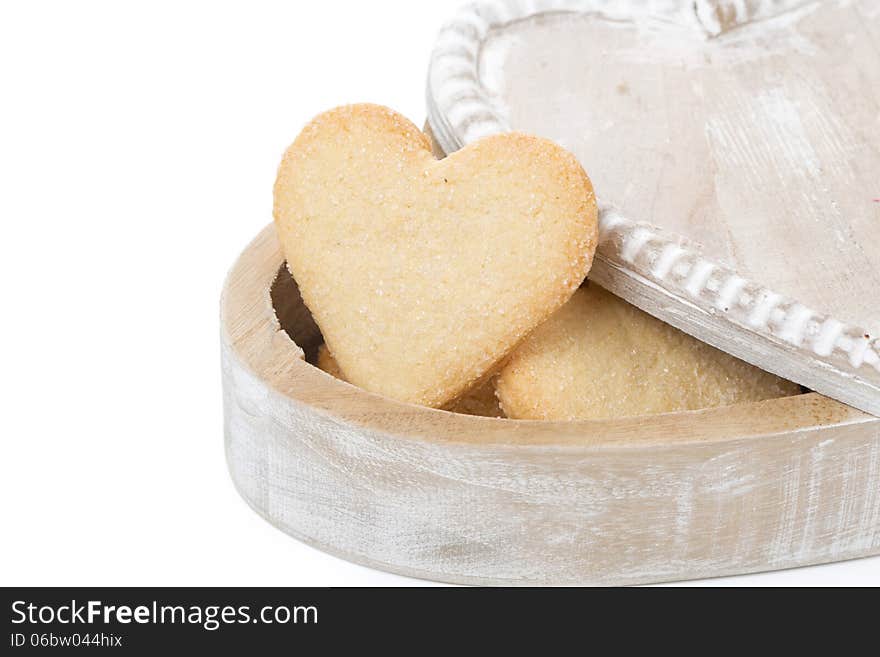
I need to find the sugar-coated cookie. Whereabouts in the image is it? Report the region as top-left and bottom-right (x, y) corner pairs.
(495, 284), (801, 421)
(275, 104), (598, 407)
(316, 344), (504, 418)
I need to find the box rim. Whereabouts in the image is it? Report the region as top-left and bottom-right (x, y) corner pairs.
(220, 224), (876, 450)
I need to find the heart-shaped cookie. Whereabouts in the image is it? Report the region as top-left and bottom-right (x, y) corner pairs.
(496, 284), (801, 421)
(274, 104), (597, 407)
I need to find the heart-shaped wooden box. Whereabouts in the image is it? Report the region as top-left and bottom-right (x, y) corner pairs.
(222, 0), (880, 585)
(222, 227), (880, 586)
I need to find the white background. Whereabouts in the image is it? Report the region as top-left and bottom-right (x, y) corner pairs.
(1, 0), (877, 587)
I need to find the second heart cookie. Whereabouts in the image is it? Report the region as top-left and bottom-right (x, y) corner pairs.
(274, 104), (597, 407)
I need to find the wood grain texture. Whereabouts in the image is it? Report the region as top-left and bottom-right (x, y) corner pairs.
(426, 0), (880, 416)
(221, 226), (880, 585)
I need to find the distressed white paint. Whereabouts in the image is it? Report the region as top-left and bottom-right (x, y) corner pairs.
(221, 226), (880, 586)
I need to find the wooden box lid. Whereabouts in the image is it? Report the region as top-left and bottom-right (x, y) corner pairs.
(427, 0), (880, 416)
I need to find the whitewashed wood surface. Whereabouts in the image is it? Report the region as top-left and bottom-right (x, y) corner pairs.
(221, 226), (880, 585)
(427, 0), (880, 416)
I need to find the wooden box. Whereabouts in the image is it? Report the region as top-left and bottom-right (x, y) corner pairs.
(221, 0), (880, 585)
(221, 227), (880, 586)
